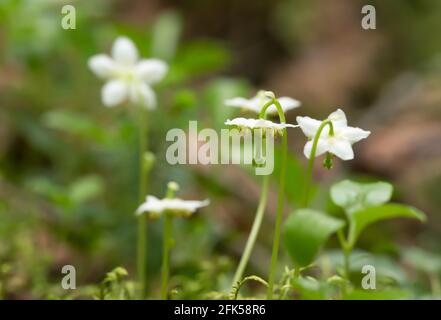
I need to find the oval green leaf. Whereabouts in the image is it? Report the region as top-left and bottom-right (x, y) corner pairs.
(284, 209), (345, 267)
(348, 204), (426, 247)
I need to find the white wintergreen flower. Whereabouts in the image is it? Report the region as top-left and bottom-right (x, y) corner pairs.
(225, 117), (298, 134)
(88, 36), (168, 109)
(296, 109), (370, 160)
(136, 195), (209, 219)
(225, 90), (301, 115)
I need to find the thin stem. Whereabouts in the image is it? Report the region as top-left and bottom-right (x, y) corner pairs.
(231, 174), (270, 287)
(337, 228), (351, 291)
(160, 214), (173, 300)
(137, 107), (149, 299)
(264, 98), (287, 299)
(160, 183), (178, 300)
(303, 119), (334, 207)
(429, 273), (441, 296)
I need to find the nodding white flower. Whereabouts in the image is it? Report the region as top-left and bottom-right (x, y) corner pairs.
(296, 109), (370, 161)
(136, 196), (209, 219)
(88, 36), (168, 109)
(225, 90), (301, 115)
(225, 117), (298, 134)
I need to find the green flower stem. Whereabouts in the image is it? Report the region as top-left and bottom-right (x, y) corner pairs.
(160, 215), (173, 300)
(231, 174), (270, 287)
(337, 229), (351, 280)
(259, 99), (287, 300)
(160, 183), (178, 300)
(303, 119), (334, 207)
(137, 107), (149, 299)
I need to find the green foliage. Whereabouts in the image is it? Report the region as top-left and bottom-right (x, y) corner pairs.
(342, 289), (410, 300)
(284, 209), (345, 267)
(331, 180), (393, 215)
(347, 204), (426, 248)
(96, 267), (133, 300)
(331, 180), (426, 249)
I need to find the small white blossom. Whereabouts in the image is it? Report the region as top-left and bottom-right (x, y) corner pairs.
(225, 117), (298, 132)
(296, 109), (370, 160)
(88, 36), (168, 109)
(225, 90), (301, 115)
(136, 196), (209, 218)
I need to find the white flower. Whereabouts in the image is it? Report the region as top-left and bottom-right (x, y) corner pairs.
(225, 91), (301, 115)
(88, 36), (168, 109)
(136, 196), (209, 218)
(225, 117), (298, 132)
(296, 109), (370, 160)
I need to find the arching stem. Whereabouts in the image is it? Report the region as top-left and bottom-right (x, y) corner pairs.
(260, 99), (287, 299)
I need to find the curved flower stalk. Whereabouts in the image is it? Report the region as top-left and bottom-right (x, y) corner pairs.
(88, 36), (168, 108)
(136, 182), (209, 300)
(224, 91), (299, 299)
(297, 109), (370, 207)
(225, 90), (301, 115)
(89, 36), (168, 299)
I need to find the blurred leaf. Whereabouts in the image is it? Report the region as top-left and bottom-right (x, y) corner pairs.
(69, 175), (104, 205)
(292, 276), (327, 300)
(203, 78), (250, 127)
(331, 180), (393, 215)
(343, 288), (411, 300)
(403, 247), (441, 274)
(169, 40), (230, 84)
(42, 110), (106, 143)
(274, 150), (309, 206)
(284, 209), (345, 266)
(348, 204), (426, 247)
(151, 10), (182, 61)
(172, 89), (197, 111)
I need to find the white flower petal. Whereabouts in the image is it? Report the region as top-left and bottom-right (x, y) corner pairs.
(341, 126), (371, 144)
(136, 196), (209, 216)
(225, 94), (301, 115)
(225, 97), (261, 112)
(225, 117), (297, 130)
(112, 36), (138, 66)
(135, 59), (168, 84)
(88, 54), (117, 79)
(329, 140), (354, 160)
(327, 108), (347, 127)
(101, 80), (129, 107)
(129, 82), (157, 109)
(277, 97), (301, 111)
(296, 116), (322, 138)
(303, 139), (328, 159)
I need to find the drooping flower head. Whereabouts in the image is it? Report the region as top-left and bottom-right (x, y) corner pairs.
(88, 36), (168, 109)
(225, 90), (301, 115)
(136, 195), (209, 219)
(296, 109), (370, 161)
(225, 117), (298, 136)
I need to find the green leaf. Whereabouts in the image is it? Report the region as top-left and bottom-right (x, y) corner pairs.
(292, 276), (328, 300)
(343, 289), (411, 300)
(331, 180), (393, 215)
(348, 204), (426, 247)
(68, 175), (104, 205)
(403, 247), (441, 274)
(284, 209), (345, 266)
(151, 10), (182, 61)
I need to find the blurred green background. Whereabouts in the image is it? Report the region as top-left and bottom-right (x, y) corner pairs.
(0, 0), (440, 299)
